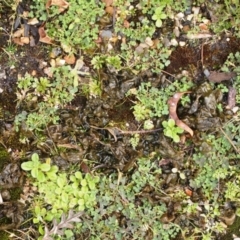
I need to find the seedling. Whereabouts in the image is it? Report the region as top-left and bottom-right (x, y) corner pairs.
(162, 119), (184, 142)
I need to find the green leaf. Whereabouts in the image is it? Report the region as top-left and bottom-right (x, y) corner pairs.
(57, 176), (66, 188)
(78, 199), (85, 206)
(160, 13), (167, 19)
(162, 120), (168, 128)
(35, 206), (41, 215)
(61, 192), (69, 203)
(40, 163), (51, 172)
(88, 181), (96, 190)
(33, 218), (39, 224)
(38, 225), (44, 235)
(31, 168), (38, 178)
(176, 127), (184, 134)
(21, 161), (34, 171)
(72, 182), (79, 189)
(168, 119), (175, 127)
(31, 153), (39, 162)
(81, 179), (87, 187)
(46, 171), (57, 180)
(75, 171), (82, 179)
(156, 19), (163, 27)
(65, 229), (74, 238)
(37, 171), (46, 182)
(173, 134), (180, 143)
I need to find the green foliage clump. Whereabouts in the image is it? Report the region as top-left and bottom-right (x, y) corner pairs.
(21, 153), (99, 239)
(162, 119), (184, 142)
(15, 66), (79, 132)
(30, 0), (105, 52)
(78, 157), (180, 240)
(128, 78), (193, 124)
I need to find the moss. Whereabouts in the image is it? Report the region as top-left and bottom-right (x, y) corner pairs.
(220, 216), (240, 240)
(0, 231), (10, 240)
(0, 217), (12, 240)
(0, 146), (10, 171)
(9, 187), (23, 201)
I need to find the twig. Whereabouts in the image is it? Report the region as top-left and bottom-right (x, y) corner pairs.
(219, 127), (240, 154)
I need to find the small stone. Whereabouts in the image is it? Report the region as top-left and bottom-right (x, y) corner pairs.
(170, 38), (178, 46)
(179, 41), (186, 46)
(176, 12), (184, 19)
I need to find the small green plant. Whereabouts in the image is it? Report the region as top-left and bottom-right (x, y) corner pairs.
(152, 6), (167, 27)
(78, 156), (180, 239)
(21, 153), (52, 182)
(15, 66), (79, 132)
(127, 78), (193, 123)
(162, 119), (184, 142)
(31, 0), (105, 52)
(21, 153), (99, 239)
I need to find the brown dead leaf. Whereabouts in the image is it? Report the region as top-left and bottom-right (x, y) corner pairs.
(20, 37), (30, 44)
(80, 161), (90, 173)
(105, 6), (114, 15)
(13, 28), (24, 38)
(38, 26), (54, 44)
(168, 92), (194, 136)
(12, 37), (24, 46)
(207, 71), (236, 83)
(64, 54), (76, 64)
(46, 0), (69, 13)
(226, 86), (237, 109)
(27, 18), (39, 25)
(185, 33), (212, 39)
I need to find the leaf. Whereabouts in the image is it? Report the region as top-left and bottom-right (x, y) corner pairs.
(207, 71), (237, 83)
(39, 26), (54, 44)
(32, 153), (39, 162)
(75, 171), (82, 179)
(227, 87), (237, 109)
(156, 19), (163, 27)
(46, 0), (69, 13)
(37, 171), (46, 182)
(31, 168), (39, 178)
(40, 163), (51, 172)
(21, 161), (34, 171)
(57, 177), (65, 188)
(168, 92), (194, 136)
(173, 134), (180, 143)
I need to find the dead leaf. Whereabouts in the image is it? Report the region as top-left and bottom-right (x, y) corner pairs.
(105, 6), (114, 15)
(12, 37), (24, 46)
(13, 28), (24, 38)
(185, 33), (212, 39)
(20, 37), (30, 44)
(64, 54), (76, 64)
(168, 92), (194, 136)
(46, 0), (69, 13)
(80, 161), (90, 173)
(226, 86), (237, 109)
(207, 71), (236, 83)
(39, 26), (54, 44)
(27, 18), (39, 25)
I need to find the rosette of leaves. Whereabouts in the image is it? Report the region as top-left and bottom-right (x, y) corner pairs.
(152, 6), (167, 27)
(162, 119), (184, 142)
